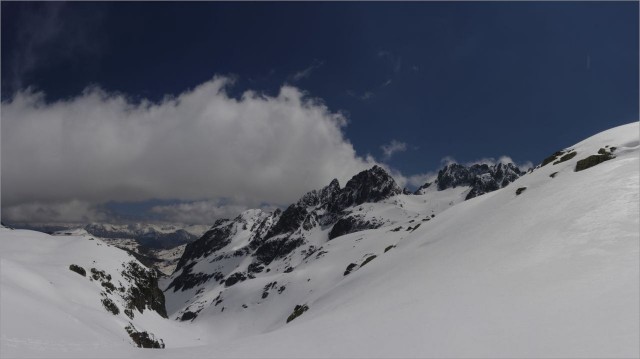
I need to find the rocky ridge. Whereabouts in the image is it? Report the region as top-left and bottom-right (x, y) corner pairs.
(416, 162), (523, 200)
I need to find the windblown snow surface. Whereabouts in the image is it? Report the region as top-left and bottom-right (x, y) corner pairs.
(1, 122), (638, 358)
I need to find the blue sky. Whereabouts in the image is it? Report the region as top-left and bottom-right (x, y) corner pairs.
(1, 2), (638, 224)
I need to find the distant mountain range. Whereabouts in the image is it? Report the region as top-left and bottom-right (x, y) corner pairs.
(12, 222), (209, 249)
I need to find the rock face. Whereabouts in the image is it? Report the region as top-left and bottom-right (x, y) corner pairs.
(329, 166), (402, 212)
(328, 215), (383, 240)
(121, 262), (167, 318)
(431, 162), (524, 200)
(174, 219), (235, 272)
(575, 147), (616, 172)
(125, 324), (165, 349)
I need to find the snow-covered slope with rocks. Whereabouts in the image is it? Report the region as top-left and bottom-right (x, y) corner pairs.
(0, 229), (205, 357)
(163, 165), (476, 326)
(50, 228), (188, 276)
(1, 122), (638, 358)
(162, 161), (526, 326)
(192, 122), (638, 358)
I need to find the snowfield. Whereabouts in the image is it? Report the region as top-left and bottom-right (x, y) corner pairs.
(1, 122), (638, 358)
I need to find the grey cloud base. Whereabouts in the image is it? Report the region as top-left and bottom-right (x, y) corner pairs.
(1, 77), (379, 223)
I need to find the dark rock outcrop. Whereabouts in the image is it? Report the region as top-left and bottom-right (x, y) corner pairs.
(413, 181), (432, 194)
(429, 162), (524, 200)
(540, 150), (566, 167)
(125, 324), (165, 349)
(69, 264), (86, 277)
(175, 219), (234, 272)
(329, 166), (402, 213)
(328, 216), (382, 240)
(166, 262), (217, 292)
(121, 262), (167, 318)
(255, 237), (305, 265)
(575, 152), (615, 172)
(264, 179), (341, 239)
(224, 272), (247, 287)
(286, 304), (309, 323)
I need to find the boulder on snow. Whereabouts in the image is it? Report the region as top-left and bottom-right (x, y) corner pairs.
(575, 152), (615, 172)
(69, 264), (86, 277)
(286, 304), (309, 323)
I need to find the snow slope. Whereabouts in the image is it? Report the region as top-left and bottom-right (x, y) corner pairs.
(187, 122), (638, 358)
(1, 122), (638, 358)
(0, 230), (202, 358)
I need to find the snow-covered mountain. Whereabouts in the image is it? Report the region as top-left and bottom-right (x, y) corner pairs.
(1, 122), (638, 358)
(164, 162), (504, 321)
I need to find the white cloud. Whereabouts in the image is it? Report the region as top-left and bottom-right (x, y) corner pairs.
(381, 140), (408, 160)
(347, 90), (374, 101)
(360, 91), (374, 100)
(149, 199), (266, 225)
(290, 60), (324, 82)
(347, 79), (392, 102)
(405, 172), (436, 189)
(1, 77), (380, 222)
(1, 200), (108, 224)
(440, 156), (458, 166)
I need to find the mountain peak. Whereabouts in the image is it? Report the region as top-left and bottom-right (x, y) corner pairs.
(330, 166), (401, 211)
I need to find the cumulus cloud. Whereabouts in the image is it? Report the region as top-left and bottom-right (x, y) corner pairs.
(440, 156), (458, 166)
(1, 77), (381, 223)
(404, 172), (436, 189)
(1, 200), (108, 224)
(381, 140), (408, 160)
(149, 199), (266, 225)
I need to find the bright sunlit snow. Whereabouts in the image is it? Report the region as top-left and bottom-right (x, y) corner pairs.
(1, 122), (638, 358)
